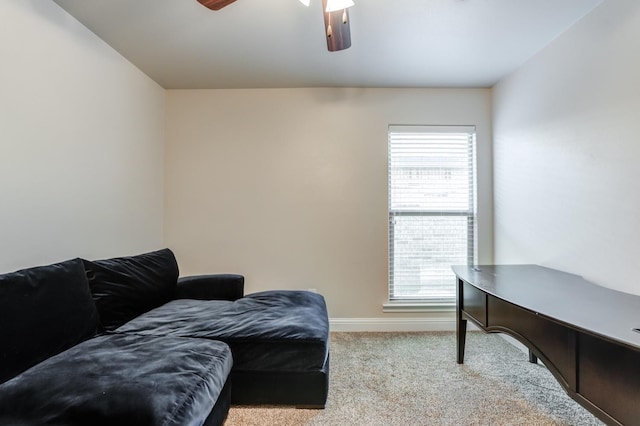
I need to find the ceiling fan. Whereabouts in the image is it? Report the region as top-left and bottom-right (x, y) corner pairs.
(196, 0), (354, 52)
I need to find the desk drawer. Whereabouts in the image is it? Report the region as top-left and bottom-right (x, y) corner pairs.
(578, 333), (640, 426)
(488, 296), (573, 387)
(462, 281), (486, 326)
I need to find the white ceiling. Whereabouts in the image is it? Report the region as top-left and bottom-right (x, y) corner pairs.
(52, 0), (602, 89)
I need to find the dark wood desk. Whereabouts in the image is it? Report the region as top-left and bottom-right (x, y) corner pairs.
(453, 265), (640, 426)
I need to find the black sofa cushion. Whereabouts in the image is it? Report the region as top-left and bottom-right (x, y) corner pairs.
(0, 334), (233, 426)
(176, 274), (244, 301)
(81, 248), (179, 331)
(0, 258), (98, 384)
(117, 290), (330, 372)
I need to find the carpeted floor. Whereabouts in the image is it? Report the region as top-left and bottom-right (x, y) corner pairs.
(225, 332), (604, 425)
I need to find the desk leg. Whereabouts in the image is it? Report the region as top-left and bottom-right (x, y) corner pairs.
(457, 316), (467, 364)
(528, 350), (538, 364)
(456, 278), (466, 364)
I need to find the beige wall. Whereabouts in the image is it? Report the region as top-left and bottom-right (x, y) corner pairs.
(0, 0), (165, 272)
(493, 1), (640, 295)
(165, 88), (493, 320)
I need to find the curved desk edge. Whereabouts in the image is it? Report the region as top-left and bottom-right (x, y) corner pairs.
(454, 265), (640, 426)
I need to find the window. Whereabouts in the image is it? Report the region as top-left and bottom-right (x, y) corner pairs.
(388, 126), (476, 304)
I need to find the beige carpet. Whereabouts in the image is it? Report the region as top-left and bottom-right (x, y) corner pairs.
(225, 332), (603, 426)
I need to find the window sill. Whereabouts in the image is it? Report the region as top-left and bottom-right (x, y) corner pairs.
(382, 301), (455, 313)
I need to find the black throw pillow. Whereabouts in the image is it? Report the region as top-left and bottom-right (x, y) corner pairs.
(0, 258), (99, 384)
(81, 248), (179, 331)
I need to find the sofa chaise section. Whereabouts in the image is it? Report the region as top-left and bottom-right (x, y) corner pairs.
(117, 289), (330, 407)
(0, 334), (233, 426)
(84, 249), (330, 408)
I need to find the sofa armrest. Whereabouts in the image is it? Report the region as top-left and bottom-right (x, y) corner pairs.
(175, 274), (244, 301)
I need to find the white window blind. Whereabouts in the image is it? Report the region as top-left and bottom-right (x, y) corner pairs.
(388, 126), (476, 303)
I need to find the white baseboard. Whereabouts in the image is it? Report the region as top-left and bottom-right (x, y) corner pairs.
(329, 317), (455, 332)
(329, 317), (481, 332)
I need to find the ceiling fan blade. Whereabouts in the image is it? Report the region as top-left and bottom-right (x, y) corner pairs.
(322, 0), (351, 51)
(197, 0), (239, 11)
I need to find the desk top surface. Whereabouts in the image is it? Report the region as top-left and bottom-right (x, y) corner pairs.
(452, 264), (640, 350)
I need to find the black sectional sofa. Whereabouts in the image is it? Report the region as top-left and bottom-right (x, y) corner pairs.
(0, 249), (330, 425)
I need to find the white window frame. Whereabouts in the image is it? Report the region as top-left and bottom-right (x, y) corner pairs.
(385, 125), (477, 311)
